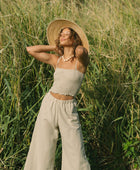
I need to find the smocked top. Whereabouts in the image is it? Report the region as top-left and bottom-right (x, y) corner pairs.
(49, 56), (85, 97)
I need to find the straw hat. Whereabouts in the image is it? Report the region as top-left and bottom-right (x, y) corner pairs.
(47, 19), (89, 52)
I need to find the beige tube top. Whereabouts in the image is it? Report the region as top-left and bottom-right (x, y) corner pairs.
(49, 56), (85, 97)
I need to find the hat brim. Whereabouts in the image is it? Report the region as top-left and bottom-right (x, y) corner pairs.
(47, 19), (89, 52)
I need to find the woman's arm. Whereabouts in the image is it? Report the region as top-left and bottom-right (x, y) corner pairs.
(75, 45), (89, 68)
(26, 45), (58, 66)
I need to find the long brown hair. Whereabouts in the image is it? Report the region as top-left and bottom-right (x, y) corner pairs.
(55, 27), (83, 56)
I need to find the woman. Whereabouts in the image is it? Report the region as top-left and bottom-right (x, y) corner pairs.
(24, 19), (90, 170)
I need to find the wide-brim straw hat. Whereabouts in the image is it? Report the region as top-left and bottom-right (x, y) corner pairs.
(47, 19), (89, 52)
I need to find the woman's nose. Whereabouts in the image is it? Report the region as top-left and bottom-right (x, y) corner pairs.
(61, 34), (65, 38)
(61, 33), (66, 38)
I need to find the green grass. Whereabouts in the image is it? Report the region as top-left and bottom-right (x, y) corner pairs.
(0, 0), (140, 169)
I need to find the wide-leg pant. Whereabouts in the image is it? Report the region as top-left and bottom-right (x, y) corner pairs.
(24, 91), (90, 170)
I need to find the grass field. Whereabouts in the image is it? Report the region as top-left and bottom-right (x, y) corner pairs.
(0, 0), (140, 169)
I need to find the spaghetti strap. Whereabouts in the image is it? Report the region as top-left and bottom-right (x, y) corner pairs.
(75, 58), (78, 70)
(56, 56), (62, 68)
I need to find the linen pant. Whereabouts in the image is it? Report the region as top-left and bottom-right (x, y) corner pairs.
(24, 91), (90, 170)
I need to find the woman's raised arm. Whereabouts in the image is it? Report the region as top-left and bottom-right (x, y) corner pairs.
(26, 45), (58, 66)
(75, 45), (89, 68)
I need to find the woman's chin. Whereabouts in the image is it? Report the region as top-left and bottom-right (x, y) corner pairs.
(60, 42), (66, 46)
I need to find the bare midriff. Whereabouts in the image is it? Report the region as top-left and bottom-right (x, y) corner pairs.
(50, 91), (74, 100)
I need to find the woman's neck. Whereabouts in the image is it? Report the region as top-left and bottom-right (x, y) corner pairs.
(63, 47), (74, 59)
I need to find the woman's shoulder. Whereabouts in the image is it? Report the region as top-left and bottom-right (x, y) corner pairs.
(75, 46), (89, 73)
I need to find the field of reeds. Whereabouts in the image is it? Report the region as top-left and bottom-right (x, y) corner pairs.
(0, 0), (140, 169)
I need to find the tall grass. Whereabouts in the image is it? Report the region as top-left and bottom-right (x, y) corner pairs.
(0, 0), (140, 169)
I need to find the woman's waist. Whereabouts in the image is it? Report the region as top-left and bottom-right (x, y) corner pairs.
(49, 83), (79, 97)
(49, 91), (74, 100)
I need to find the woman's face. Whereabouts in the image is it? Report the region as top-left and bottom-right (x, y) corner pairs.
(59, 28), (74, 47)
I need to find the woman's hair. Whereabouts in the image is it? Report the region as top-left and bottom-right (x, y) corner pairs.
(55, 27), (83, 56)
